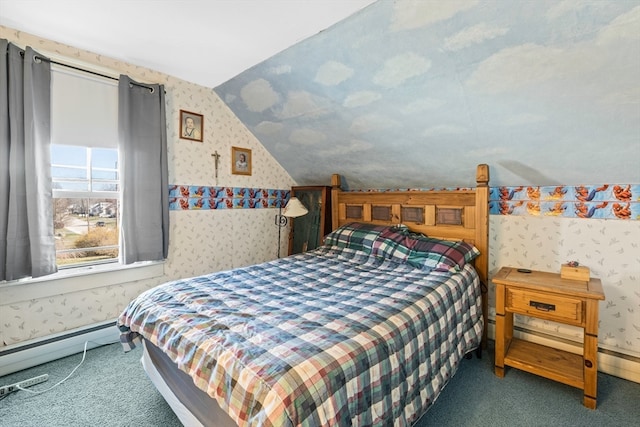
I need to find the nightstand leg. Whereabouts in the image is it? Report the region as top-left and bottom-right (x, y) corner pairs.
(583, 299), (599, 409)
(583, 394), (597, 410)
(494, 283), (510, 378)
(495, 312), (505, 377)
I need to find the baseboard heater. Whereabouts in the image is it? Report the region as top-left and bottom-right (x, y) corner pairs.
(2, 319), (638, 383)
(0, 319), (120, 377)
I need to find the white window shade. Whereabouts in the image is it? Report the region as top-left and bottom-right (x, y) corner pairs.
(51, 66), (118, 148)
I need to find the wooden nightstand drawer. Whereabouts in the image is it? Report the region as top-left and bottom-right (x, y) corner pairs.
(506, 288), (583, 324)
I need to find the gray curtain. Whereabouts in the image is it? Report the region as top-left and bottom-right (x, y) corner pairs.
(0, 40), (56, 281)
(118, 75), (168, 263)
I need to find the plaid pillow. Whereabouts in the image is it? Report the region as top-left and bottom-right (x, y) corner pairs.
(323, 222), (392, 253)
(370, 228), (415, 263)
(371, 227), (480, 272)
(407, 236), (480, 272)
(326, 223), (480, 272)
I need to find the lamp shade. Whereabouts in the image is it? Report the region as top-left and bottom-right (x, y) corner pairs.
(282, 197), (308, 218)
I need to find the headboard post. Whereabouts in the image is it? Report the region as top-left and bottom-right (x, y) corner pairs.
(331, 174), (342, 231)
(474, 164), (489, 286)
(475, 164), (490, 348)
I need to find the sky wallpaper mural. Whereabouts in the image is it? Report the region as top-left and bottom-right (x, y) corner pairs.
(215, 0), (639, 191)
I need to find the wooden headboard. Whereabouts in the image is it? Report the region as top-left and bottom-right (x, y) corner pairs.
(330, 164), (490, 346)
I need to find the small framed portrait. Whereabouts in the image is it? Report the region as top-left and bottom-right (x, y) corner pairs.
(180, 110), (203, 142)
(231, 146), (252, 175)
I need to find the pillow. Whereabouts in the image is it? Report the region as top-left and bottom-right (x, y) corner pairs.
(370, 226), (480, 272)
(323, 222), (392, 253)
(406, 236), (480, 272)
(325, 222), (480, 272)
(370, 227), (415, 264)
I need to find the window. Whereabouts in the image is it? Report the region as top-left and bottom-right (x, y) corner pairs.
(50, 66), (119, 268)
(51, 145), (119, 267)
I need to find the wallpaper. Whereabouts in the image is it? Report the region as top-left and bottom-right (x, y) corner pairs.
(489, 215), (640, 358)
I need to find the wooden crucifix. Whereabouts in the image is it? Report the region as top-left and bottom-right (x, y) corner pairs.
(211, 150), (221, 184)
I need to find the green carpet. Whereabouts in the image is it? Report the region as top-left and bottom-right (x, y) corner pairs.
(0, 341), (638, 426)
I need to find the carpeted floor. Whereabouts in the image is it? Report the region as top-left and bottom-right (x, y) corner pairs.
(0, 341), (638, 426)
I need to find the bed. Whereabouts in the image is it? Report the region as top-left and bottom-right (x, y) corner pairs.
(118, 165), (490, 426)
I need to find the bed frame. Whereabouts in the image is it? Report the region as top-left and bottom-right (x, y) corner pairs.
(330, 164), (490, 347)
(137, 165), (490, 426)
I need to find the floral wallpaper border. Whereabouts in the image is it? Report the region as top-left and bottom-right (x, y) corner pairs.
(489, 184), (639, 220)
(169, 185), (290, 210)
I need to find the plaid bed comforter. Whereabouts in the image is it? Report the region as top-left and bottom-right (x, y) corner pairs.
(118, 246), (483, 427)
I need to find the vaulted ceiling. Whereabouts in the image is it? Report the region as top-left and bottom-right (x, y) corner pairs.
(2, 0), (639, 189)
(214, 0), (640, 189)
(0, 0), (375, 88)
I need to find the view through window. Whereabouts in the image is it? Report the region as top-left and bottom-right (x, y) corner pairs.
(51, 145), (119, 267)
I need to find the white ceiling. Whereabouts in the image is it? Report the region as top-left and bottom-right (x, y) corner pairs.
(0, 0), (376, 88)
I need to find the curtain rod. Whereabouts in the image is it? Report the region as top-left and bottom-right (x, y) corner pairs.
(19, 50), (157, 93)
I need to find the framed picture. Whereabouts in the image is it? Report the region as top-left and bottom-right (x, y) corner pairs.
(179, 110), (203, 142)
(231, 146), (252, 175)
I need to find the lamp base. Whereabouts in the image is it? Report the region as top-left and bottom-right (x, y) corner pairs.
(275, 212), (288, 258)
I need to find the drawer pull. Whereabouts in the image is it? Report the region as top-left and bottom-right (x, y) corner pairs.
(530, 300), (555, 312)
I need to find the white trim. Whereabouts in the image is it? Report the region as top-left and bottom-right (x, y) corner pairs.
(0, 320), (119, 377)
(0, 261), (164, 305)
(52, 189), (119, 199)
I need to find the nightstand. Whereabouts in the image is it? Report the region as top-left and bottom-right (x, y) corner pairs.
(493, 266), (605, 409)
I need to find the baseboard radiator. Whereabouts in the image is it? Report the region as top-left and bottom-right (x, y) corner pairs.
(0, 320), (120, 378)
(2, 320), (638, 384)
